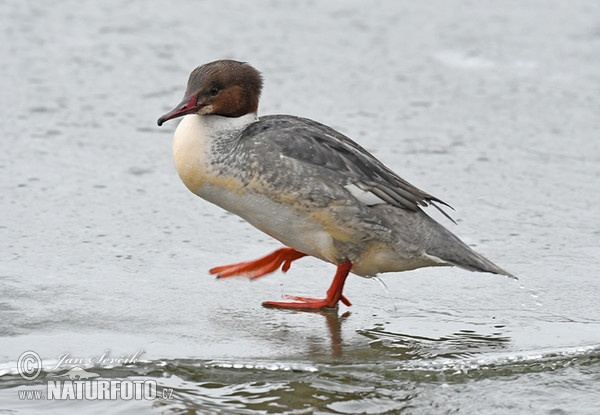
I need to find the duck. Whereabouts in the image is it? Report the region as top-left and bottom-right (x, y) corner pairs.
(157, 59), (513, 310)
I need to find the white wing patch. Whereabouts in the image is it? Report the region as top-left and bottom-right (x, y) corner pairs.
(344, 183), (387, 206)
(422, 253), (450, 266)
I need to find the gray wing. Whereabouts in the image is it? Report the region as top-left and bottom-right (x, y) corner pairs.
(237, 115), (454, 221)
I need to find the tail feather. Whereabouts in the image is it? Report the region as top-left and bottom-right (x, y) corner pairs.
(373, 204), (514, 279)
(374, 205), (516, 279)
(424, 216), (515, 279)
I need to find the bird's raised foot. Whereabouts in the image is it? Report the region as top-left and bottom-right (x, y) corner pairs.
(209, 247), (307, 279)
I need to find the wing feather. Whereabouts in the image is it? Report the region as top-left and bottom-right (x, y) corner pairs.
(237, 115), (454, 221)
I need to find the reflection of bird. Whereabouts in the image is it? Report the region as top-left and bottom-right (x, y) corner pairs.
(53, 366), (100, 380)
(158, 60), (513, 310)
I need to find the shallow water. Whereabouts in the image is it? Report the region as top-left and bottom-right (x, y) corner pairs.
(1, 0), (600, 413)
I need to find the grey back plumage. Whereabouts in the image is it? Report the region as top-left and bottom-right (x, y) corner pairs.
(238, 115), (453, 217)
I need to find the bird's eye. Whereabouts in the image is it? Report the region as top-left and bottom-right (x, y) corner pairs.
(209, 86), (220, 96)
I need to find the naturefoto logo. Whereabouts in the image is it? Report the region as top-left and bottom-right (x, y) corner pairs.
(16, 349), (174, 401)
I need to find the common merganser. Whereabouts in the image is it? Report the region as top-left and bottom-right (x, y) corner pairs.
(157, 60), (513, 310)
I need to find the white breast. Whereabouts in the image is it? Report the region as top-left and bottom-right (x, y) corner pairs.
(172, 114), (257, 194)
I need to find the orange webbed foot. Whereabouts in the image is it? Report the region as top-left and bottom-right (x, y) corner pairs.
(209, 248), (307, 279)
(262, 294), (352, 309)
(262, 262), (352, 310)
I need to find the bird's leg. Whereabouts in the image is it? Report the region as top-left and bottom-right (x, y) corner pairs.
(209, 247), (307, 279)
(263, 262), (353, 309)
